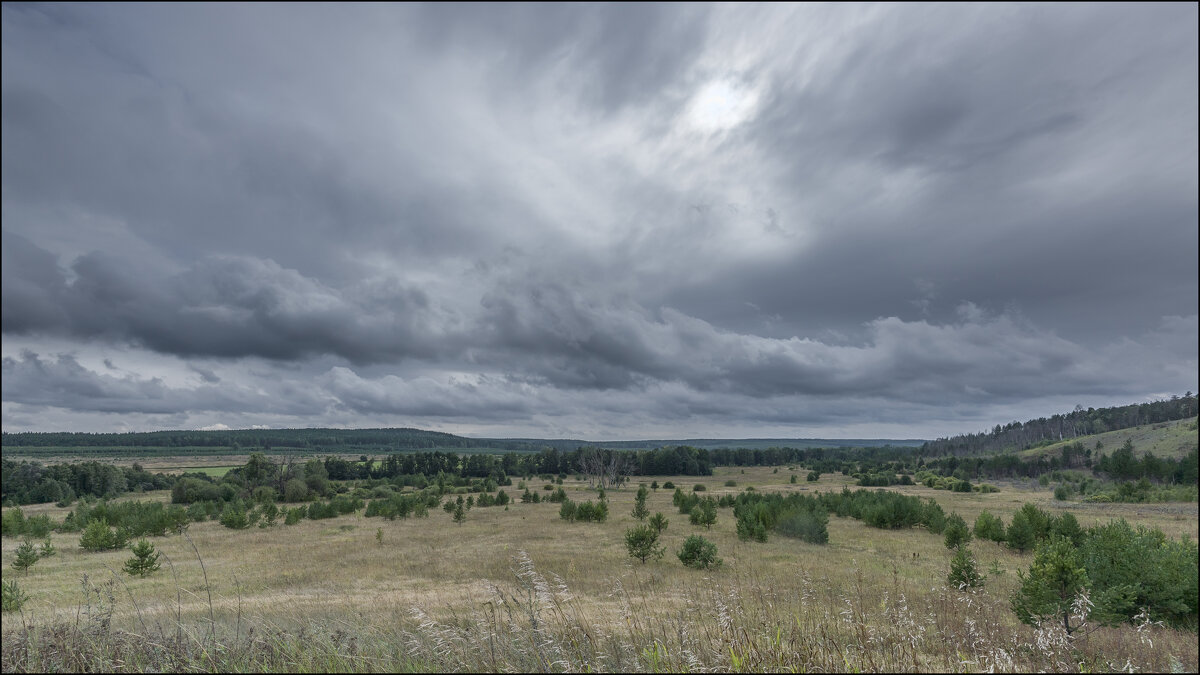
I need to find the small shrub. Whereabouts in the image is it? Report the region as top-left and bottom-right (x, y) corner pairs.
(678, 535), (722, 569)
(38, 539), (56, 558)
(693, 484), (706, 492)
(662, 481), (675, 489)
(806, 471), (820, 482)
(2, 579), (29, 612)
(724, 480), (737, 487)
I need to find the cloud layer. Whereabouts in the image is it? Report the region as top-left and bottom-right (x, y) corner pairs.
(3, 4), (1196, 438)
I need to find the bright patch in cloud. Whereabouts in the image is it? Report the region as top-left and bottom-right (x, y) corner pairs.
(685, 79), (760, 133)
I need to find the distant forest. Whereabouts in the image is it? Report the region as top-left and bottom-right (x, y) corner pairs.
(0, 427), (534, 452)
(921, 394), (1197, 456)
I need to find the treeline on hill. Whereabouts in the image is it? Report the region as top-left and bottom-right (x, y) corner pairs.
(0, 427), (532, 452)
(922, 393), (1197, 456)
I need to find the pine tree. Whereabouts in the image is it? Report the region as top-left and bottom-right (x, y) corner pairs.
(689, 499), (717, 529)
(631, 485), (650, 521)
(624, 524), (664, 563)
(123, 539), (162, 577)
(648, 512), (669, 534)
(944, 513), (972, 550)
(12, 540), (39, 573)
(1011, 537), (1090, 634)
(452, 500), (466, 525)
(948, 546), (984, 589)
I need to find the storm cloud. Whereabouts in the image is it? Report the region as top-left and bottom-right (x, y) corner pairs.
(2, 3), (1196, 439)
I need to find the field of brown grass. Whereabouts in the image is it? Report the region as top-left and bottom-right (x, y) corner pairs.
(2, 465), (1196, 672)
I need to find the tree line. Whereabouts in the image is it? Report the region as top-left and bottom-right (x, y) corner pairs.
(921, 394), (1197, 456)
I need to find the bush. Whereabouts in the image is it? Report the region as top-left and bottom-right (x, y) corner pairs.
(79, 519), (127, 552)
(774, 508), (828, 544)
(974, 510), (1006, 542)
(693, 484), (706, 492)
(724, 480), (737, 487)
(806, 471), (820, 482)
(678, 535), (722, 569)
(2, 579), (29, 612)
(1006, 510), (1037, 552)
(735, 508), (769, 543)
(282, 478), (310, 503)
(689, 499), (717, 529)
(559, 500), (577, 522)
(219, 503), (251, 529)
(943, 513), (972, 550)
(662, 481), (675, 489)
(1078, 519), (1198, 630)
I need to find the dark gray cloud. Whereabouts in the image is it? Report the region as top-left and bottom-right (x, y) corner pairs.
(2, 3), (1195, 437)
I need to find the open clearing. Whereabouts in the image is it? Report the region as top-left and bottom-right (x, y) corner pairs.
(2, 464), (1196, 672)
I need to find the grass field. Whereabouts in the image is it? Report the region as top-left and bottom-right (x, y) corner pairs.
(2, 466), (1196, 672)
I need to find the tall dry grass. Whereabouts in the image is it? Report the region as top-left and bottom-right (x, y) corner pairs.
(4, 546), (1195, 673)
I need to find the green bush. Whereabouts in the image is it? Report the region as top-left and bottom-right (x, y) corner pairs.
(724, 480), (737, 487)
(689, 499), (717, 529)
(1078, 519), (1198, 630)
(678, 535), (722, 569)
(774, 507), (828, 544)
(974, 510), (1007, 542)
(219, 503), (251, 529)
(806, 471), (820, 482)
(735, 507), (769, 542)
(693, 484), (706, 492)
(1006, 510), (1037, 551)
(79, 519), (127, 551)
(944, 513), (972, 550)
(2, 579), (29, 612)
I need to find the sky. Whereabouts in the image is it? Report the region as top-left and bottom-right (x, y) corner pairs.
(2, 3), (1197, 441)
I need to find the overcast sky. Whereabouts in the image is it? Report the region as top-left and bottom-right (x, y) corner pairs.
(2, 3), (1196, 440)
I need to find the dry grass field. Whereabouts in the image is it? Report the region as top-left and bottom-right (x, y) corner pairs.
(2, 465), (1197, 672)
